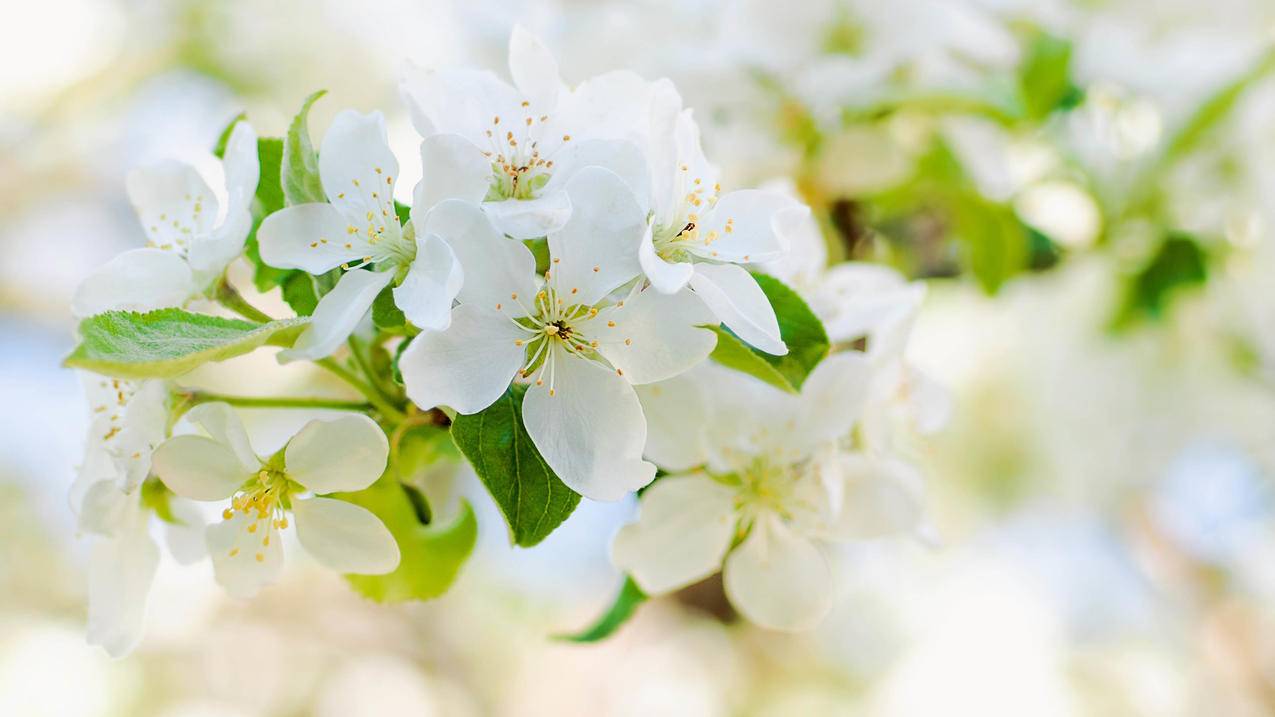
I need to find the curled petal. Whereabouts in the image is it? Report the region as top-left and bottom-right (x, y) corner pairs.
(689, 263), (786, 356)
(279, 269), (393, 363)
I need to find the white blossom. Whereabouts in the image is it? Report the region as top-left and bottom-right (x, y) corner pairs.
(150, 403), (398, 597)
(72, 121), (260, 317)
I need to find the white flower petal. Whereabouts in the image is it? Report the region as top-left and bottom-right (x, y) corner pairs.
(483, 191), (573, 240)
(86, 503), (158, 658)
(399, 304), (525, 413)
(126, 160), (218, 247)
(184, 402), (258, 473)
(547, 166), (645, 305)
(690, 190), (803, 264)
(820, 455), (924, 540)
(815, 263), (923, 348)
(423, 199), (538, 314)
(593, 287), (716, 385)
(611, 474), (737, 594)
(651, 109), (719, 227)
(639, 225), (694, 294)
(795, 352), (872, 449)
(151, 435), (248, 501)
(393, 233), (462, 331)
(689, 263), (787, 355)
(285, 414), (388, 494)
(163, 498), (207, 565)
(293, 497), (400, 574)
(279, 269), (393, 363)
(400, 65), (521, 143)
(319, 109), (400, 231)
(508, 24), (563, 109)
(522, 350), (655, 500)
(414, 134), (492, 212)
(544, 138), (651, 210)
(257, 203), (363, 273)
(77, 480), (129, 537)
(723, 515), (832, 631)
(635, 373), (712, 471)
(905, 365), (952, 435)
(206, 512), (284, 598)
(71, 248), (193, 317)
(221, 120), (261, 207)
(188, 198), (251, 279)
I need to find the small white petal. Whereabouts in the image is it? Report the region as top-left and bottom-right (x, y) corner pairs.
(151, 435), (248, 501)
(414, 134), (491, 212)
(86, 503), (158, 658)
(508, 24), (563, 108)
(689, 263), (787, 355)
(400, 65), (520, 144)
(126, 160), (218, 247)
(163, 497), (207, 565)
(639, 225), (694, 294)
(483, 190), (573, 240)
(548, 166), (645, 305)
(319, 109), (400, 229)
(279, 269), (393, 363)
(795, 352), (872, 449)
(611, 474), (737, 594)
(293, 497), (400, 574)
(543, 138), (651, 210)
(77, 480), (129, 537)
(393, 232), (462, 331)
(635, 374), (712, 471)
(593, 287), (716, 385)
(285, 414), (389, 494)
(257, 203), (363, 273)
(690, 190), (803, 264)
(207, 512), (284, 598)
(423, 199), (538, 313)
(399, 304), (525, 413)
(905, 365), (952, 435)
(72, 248), (194, 317)
(820, 454), (924, 540)
(184, 402), (259, 473)
(221, 120), (261, 207)
(723, 515), (832, 631)
(522, 350), (655, 500)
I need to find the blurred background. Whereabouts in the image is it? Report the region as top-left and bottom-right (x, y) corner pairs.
(5, 0), (1275, 714)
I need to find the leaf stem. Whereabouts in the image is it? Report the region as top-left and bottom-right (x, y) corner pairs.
(214, 278), (275, 323)
(185, 391), (374, 412)
(316, 357), (406, 421)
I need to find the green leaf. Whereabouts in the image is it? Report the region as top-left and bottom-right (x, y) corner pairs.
(1018, 30), (1079, 120)
(212, 112), (247, 159)
(708, 273), (830, 393)
(394, 200), (412, 228)
(339, 480), (478, 603)
(556, 576), (648, 642)
(952, 199), (1029, 294)
(450, 384), (581, 547)
(372, 285), (407, 332)
(64, 309), (308, 379)
(1113, 233), (1208, 327)
(283, 90), (328, 206)
(1163, 49), (1275, 164)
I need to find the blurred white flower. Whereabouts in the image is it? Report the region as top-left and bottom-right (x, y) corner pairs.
(151, 403), (398, 597)
(71, 122), (259, 317)
(618, 354), (922, 630)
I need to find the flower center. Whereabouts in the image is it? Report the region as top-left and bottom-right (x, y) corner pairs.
(220, 468), (294, 563)
(498, 272), (632, 397)
(651, 167), (725, 263)
(480, 104), (571, 201)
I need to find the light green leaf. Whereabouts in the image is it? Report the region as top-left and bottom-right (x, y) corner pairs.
(339, 480), (477, 602)
(212, 112), (247, 160)
(1018, 30), (1080, 120)
(708, 273), (830, 393)
(64, 309), (308, 379)
(450, 384), (580, 547)
(556, 576), (648, 643)
(283, 90), (327, 206)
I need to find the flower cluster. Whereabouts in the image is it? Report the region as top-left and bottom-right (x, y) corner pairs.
(67, 27), (946, 656)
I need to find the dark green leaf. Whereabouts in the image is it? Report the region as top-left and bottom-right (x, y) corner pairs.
(394, 200), (412, 227)
(709, 273), (830, 392)
(64, 309), (308, 379)
(450, 384), (580, 547)
(339, 480), (477, 603)
(283, 90), (328, 206)
(556, 576), (648, 642)
(1114, 233), (1208, 327)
